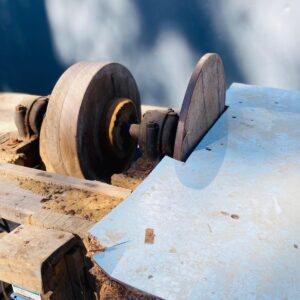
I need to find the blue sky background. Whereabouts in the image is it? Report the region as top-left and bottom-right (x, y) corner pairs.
(0, 0), (299, 107)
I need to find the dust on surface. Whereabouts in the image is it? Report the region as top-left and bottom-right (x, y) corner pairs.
(111, 173), (141, 190)
(0, 150), (25, 164)
(90, 263), (159, 300)
(85, 233), (106, 257)
(18, 178), (123, 222)
(111, 158), (156, 190)
(80, 234), (159, 299)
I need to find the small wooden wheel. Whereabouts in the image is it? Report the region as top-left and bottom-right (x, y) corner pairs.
(40, 62), (141, 181)
(173, 53), (225, 161)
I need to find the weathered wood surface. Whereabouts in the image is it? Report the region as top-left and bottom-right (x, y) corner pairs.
(0, 224), (76, 293)
(0, 176), (94, 238)
(173, 53), (226, 161)
(41, 62), (141, 181)
(0, 224), (92, 299)
(0, 163), (131, 237)
(0, 162), (131, 199)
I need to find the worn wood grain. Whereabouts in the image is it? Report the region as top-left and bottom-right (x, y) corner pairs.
(173, 53), (225, 161)
(0, 176), (94, 238)
(0, 162), (131, 199)
(41, 62), (141, 181)
(0, 163), (131, 237)
(0, 224), (76, 293)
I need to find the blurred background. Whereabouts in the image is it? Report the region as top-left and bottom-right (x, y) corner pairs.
(0, 0), (299, 107)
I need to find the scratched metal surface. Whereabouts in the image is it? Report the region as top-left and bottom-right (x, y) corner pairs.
(90, 83), (300, 299)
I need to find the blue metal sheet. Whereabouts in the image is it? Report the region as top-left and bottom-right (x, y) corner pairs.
(90, 83), (300, 299)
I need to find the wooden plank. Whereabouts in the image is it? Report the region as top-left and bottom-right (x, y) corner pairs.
(0, 162), (131, 199)
(31, 210), (94, 238)
(0, 177), (94, 238)
(0, 164), (130, 238)
(0, 177), (41, 224)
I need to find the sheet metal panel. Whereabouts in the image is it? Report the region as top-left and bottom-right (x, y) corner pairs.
(90, 83), (300, 299)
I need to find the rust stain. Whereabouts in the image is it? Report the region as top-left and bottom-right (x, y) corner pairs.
(144, 228), (155, 244)
(220, 211), (230, 216)
(231, 214), (240, 220)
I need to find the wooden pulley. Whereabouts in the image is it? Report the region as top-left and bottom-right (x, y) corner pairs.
(40, 62), (141, 181)
(173, 53), (226, 161)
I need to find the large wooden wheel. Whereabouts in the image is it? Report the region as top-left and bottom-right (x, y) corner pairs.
(40, 62), (141, 181)
(173, 53), (225, 161)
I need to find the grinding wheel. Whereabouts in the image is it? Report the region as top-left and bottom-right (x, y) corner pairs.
(173, 53), (225, 161)
(40, 62), (141, 181)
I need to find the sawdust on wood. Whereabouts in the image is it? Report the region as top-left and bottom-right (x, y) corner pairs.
(84, 233), (106, 257)
(83, 234), (159, 299)
(0, 150), (25, 165)
(0, 172), (157, 299)
(111, 158), (156, 190)
(111, 173), (141, 190)
(17, 178), (123, 222)
(90, 263), (159, 300)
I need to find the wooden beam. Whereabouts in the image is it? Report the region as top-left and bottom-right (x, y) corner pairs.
(0, 224), (92, 298)
(0, 163), (131, 238)
(0, 162), (131, 199)
(0, 176), (94, 238)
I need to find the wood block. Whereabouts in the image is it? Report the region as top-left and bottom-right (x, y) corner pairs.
(0, 225), (76, 294)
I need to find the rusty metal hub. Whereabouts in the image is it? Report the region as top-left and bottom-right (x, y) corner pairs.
(129, 109), (179, 161)
(14, 96), (48, 140)
(102, 98), (139, 159)
(102, 98), (179, 164)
